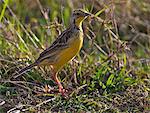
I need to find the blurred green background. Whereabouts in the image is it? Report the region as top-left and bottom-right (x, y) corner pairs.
(0, 0), (149, 112)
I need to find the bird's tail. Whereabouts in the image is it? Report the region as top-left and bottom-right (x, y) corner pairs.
(13, 63), (37, 79)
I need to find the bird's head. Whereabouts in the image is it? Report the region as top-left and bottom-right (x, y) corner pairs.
(71, 9), (90, 27)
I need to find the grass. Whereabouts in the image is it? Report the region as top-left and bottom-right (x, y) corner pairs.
(0, 0), (150, 112)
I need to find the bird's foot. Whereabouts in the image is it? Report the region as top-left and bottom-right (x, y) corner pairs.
(59, 87), (69, 97)
(43, 84), (69, 97)
(42, 84), (55, 93)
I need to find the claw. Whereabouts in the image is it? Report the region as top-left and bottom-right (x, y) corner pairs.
(59, 87), (68, 96)
(43, 85), (54, 93)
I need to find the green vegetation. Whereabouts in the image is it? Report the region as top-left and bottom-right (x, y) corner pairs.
(0, 0), (149, 112)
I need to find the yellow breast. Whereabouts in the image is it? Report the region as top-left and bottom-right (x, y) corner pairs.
(53, 32), (83, 71)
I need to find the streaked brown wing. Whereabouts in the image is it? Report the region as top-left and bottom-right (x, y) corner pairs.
(35, 27), (72, 64)
(36, 45), (68, 65)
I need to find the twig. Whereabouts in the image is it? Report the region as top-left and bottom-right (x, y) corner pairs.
(22, 97), (56, 112)
(36, 0), (49, 22)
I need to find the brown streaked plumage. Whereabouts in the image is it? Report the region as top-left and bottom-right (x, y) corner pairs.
(14, 9), (90, 96)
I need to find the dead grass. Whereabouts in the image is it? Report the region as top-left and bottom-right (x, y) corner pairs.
(0, 0), (150, 112)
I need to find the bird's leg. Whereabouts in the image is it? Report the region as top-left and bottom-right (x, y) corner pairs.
(52, 72), (67, 96)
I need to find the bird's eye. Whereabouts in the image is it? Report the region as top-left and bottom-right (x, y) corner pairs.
(76, 13), (80, 15)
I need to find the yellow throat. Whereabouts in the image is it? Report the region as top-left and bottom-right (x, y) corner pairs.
(74, 17), (85, 29)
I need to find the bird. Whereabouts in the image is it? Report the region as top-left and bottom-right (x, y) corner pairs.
(13, 9), (90, 96)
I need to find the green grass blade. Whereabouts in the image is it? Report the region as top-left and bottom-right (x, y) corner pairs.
(0, 0), (9, 22)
